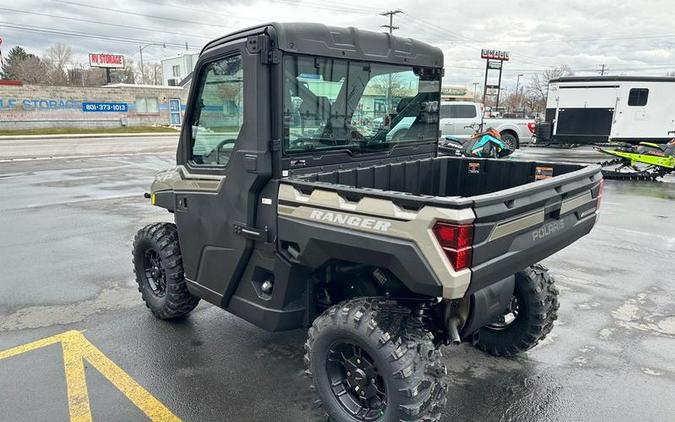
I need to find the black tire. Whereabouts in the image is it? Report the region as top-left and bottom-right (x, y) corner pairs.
(500, 131), (518, 152)
(475, 264), (559, 357)
(305, 299), (447, 422)
(132, 222), (200, 319)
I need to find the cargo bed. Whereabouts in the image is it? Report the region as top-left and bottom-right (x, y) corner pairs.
(279, 156), (603, 298)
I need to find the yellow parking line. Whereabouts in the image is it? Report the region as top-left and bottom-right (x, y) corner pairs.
(0, 330), (181, 422)
(62, 335), (93, 422)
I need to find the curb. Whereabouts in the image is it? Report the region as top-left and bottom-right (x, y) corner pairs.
(0, 132), (180, 141)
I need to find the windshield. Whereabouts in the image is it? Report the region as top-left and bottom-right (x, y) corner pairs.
(283, 55), (441, 155)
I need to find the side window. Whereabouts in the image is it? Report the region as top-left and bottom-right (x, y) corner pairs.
(628, 88), (648, 106)
(455, 104), (477, 118)
(440, 104), (454, 119)
(190, 55), (244, 166)
(440, 104), (477, 119)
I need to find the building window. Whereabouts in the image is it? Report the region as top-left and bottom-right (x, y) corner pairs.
(628, 88), (648, 106)
(172, 65), (181, 78)
(136, 97), (159, 113)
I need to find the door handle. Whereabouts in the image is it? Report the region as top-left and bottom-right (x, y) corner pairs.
(233, 223), (269, 242)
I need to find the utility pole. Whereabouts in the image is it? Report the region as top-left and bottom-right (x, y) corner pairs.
(473, 82), (480, 99)
(599, 64), (607, 75)
(381, 10), (402, 114)
(380, 9), (402, 34)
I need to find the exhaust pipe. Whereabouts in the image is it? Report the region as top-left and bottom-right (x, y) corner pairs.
(447, 317), (461, 346)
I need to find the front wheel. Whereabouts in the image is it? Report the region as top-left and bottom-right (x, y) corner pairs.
(475, 264), (559, 357)
(132, 222), (200, 319)
(305, 299), (447, 422)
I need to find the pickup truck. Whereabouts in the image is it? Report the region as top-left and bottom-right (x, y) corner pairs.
(440, 101), (536, 149)
(132, 22), (603, 422)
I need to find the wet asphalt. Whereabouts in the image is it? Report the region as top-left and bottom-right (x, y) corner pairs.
(0, 137), (674, 422)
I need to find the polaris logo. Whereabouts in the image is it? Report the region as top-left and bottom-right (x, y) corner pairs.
(532, 221), (565, 241)
(309, 210), (391, 232)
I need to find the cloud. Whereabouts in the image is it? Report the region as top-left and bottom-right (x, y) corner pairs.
(1, 0), (674, 89)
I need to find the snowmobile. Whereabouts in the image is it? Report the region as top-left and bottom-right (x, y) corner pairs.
(439, 127), (512, 158)
(596, 134), (675, 181)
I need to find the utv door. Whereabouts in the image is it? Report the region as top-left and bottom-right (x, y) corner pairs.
(174, 39), (273, 306)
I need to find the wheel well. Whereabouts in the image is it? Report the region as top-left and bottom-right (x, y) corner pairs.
(311, 260), (420, 308)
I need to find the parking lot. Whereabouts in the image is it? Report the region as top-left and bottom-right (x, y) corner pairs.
(0, 136), (674, 422)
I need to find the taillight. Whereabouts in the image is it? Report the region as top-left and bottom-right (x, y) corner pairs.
(527, 122), (536, 133)
(432, 222), (474, 270)
(596, 179), (605, 208)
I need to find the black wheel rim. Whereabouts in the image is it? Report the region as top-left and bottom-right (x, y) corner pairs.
(143, 249), (167, 297)
(326, 341), (387, 421)
(486, 296), (519, 330)
(503, 135), (515, 149)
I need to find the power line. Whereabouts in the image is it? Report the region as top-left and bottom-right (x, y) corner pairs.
(0, 21), (199, 50)
(53, 0), (236, 30)
(273, 0), (381, 14)
(0, 7), (211, 41)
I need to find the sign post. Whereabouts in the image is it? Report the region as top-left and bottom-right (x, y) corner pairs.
(481, 49), (510, 110)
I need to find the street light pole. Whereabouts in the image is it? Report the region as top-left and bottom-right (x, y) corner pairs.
(514, 73), (523, 111)
(138, 42), (166, 84)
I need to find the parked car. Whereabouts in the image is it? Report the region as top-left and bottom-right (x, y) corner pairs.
(440, 101), (536, 149)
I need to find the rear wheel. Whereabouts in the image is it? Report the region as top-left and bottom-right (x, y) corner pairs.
(132, 222), (200, 319)
(305, 299), (447, 422)
(500, 131), (518, 152)
(475, 264), (559, 357)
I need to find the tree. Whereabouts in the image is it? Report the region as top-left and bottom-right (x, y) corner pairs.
(13, 55), (49, 84)
(137, 62), (162, 85)
(1, 46), (33, 79)
(526, 65), (573, 113)
(43, 43), (72, 85)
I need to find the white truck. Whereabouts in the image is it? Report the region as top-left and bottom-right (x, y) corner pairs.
(440, 101), (535, 149)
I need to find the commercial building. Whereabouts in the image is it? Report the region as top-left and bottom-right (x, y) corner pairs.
(0, 82), (188, 130)
(161, 53), (199, 86)
(441, 85), (474, 102)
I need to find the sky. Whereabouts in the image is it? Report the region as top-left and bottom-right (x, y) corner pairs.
(1, 0), (675, 91)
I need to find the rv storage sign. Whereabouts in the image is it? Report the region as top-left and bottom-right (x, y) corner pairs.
(89, 54), (125, 68)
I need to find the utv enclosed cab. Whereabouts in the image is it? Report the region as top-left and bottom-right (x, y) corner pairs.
(136, 22), (601, 422)
(156, 22), (448, 329)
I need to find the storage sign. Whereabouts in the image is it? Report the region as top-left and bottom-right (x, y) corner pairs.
(89, 53), (125, 68)
(82, 102), (128, 112)
(481, 49), (510, 61)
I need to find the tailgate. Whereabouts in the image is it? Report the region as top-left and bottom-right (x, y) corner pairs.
(466, 163), (602, 294)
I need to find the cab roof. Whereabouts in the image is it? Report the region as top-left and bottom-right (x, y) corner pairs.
(202, 22), (443, 69)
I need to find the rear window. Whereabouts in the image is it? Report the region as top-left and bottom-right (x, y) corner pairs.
(440, 104), (477, 119)
(628, 88), (648, 106)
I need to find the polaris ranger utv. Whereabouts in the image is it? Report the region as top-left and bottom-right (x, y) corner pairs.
(133, 23), (603, 421)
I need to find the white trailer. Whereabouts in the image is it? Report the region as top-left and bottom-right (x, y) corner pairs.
(538, 76), (675, 144)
